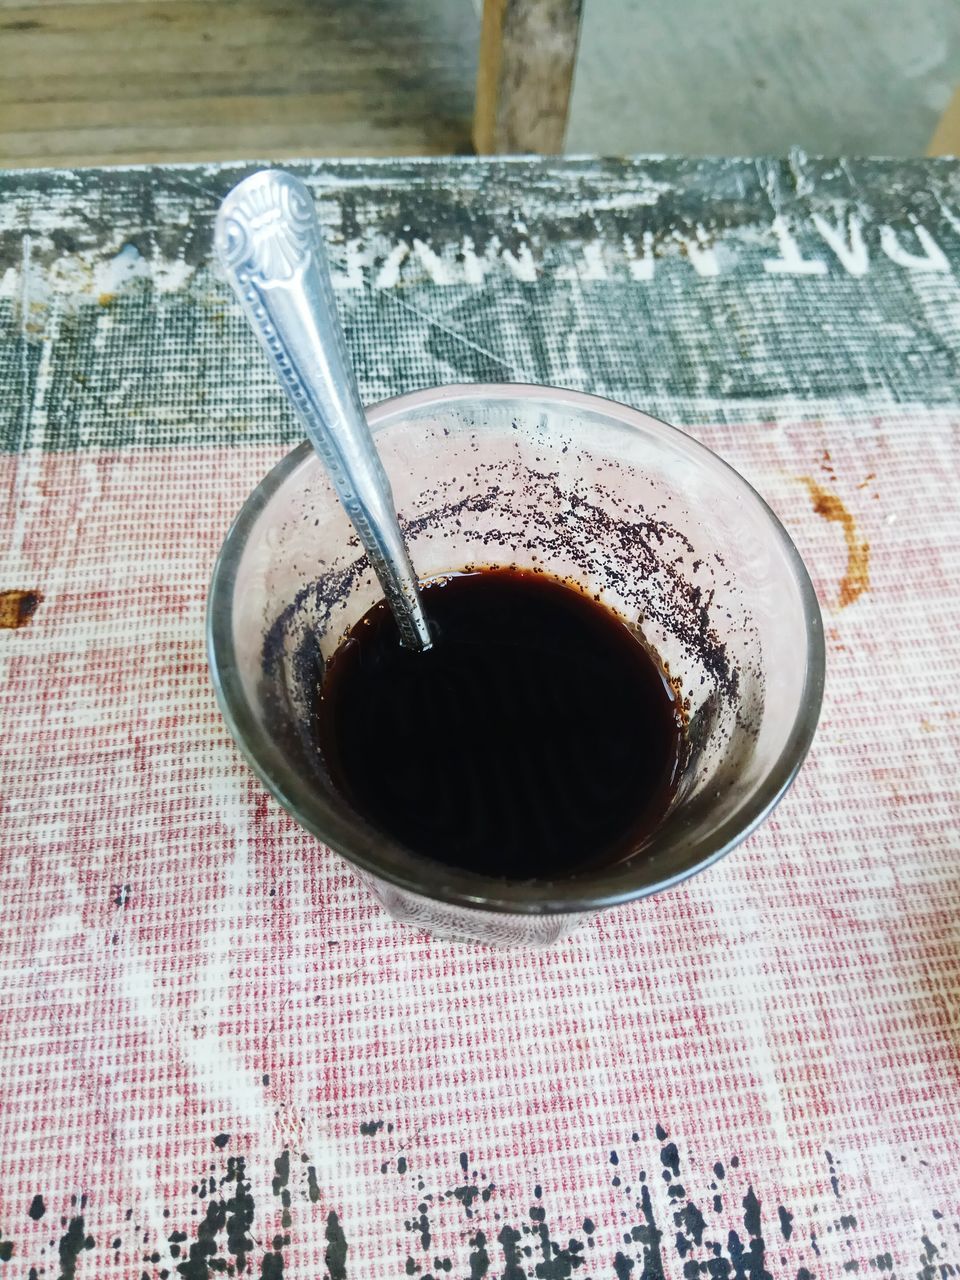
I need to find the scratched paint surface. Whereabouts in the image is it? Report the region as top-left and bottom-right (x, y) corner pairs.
(4, 156), (960, 454)
(0, 158), (959, 1277)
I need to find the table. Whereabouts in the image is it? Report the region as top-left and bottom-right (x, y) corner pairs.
(1, 155), (959, 1279)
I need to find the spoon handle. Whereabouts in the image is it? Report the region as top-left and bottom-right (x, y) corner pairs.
(214, 169), (432, 651)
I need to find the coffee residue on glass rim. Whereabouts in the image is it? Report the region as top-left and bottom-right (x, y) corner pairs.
(263, 462), (742, 712)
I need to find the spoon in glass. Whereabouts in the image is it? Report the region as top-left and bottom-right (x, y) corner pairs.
(214, 169), (433, 651)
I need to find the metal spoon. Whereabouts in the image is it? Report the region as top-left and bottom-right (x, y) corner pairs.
(214, 169), (433, 651)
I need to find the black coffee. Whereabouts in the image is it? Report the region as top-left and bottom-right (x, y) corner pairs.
(315, 568), (683, 879)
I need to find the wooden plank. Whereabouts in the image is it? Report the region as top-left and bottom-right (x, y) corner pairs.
(0, 144), (415, 166)
(0, 74), (474, 110)
(473, 0), (582, 154)
(0, 46), (471, 88)
(0, 5), (469, 58)
(0, 0), (170, 7)
(0, 68), (466, 106)
(0, 117), (465, 165)
(0, 0), (478, 166)
(0, 144), (445, 168)
(0, 91), (464, 134)
(928, 86), (960, 156)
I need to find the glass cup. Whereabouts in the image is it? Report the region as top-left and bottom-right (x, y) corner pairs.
(207, 385), (824, 945)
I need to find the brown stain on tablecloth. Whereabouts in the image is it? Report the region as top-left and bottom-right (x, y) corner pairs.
(800, 478), (870, 607)
(0, 589), (42, 629)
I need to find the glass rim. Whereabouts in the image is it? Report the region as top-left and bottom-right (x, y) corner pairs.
(207, 383), (826, 915)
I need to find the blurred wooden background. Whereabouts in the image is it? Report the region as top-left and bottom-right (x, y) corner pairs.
(0, 0), (956, 169)
(0, 0), (480, 167)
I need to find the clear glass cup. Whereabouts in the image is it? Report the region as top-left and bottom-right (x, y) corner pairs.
(207, 385), (824, 945)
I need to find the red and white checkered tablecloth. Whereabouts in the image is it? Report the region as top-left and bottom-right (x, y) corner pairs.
(1, 157), (959, 1279)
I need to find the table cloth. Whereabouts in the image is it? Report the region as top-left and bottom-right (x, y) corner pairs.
(1, 155), (959, 1279)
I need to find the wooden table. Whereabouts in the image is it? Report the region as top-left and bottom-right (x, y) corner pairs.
(1, 155), (959, 1278)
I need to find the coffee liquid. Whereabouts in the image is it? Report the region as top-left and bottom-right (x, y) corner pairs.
(315, 568), (683, 879)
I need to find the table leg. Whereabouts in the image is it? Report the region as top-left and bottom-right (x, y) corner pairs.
(473, 0), (583, 154)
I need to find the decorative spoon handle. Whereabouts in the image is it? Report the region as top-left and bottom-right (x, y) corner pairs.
(215, 169), (432, 651)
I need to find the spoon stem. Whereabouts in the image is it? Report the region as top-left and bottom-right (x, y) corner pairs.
(214, 169), (432, 651)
